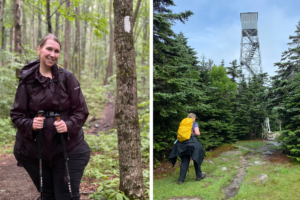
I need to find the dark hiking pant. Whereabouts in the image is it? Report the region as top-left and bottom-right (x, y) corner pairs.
(14, 141), (90, 200)
(179, 155), (202, 182)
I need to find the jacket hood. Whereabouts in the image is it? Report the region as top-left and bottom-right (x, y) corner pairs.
(20, 60), (40, 83)
(20, 60), (59, 86)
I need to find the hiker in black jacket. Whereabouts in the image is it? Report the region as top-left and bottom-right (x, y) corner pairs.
(11, 33), (90, 199)
(169, 113), (206, 185)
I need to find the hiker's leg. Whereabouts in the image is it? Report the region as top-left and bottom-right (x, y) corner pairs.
(179, 155), (190, 182)
(193, 159), (202, 179)
(14, 149), (55, 199)
(52, 141), (90, 200)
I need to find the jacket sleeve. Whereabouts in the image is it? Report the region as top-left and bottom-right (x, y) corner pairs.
(10, 83), (34, 140)
(64, 73), (89, 139)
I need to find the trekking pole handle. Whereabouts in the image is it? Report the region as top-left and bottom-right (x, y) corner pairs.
(37, 110), (44, 118)
(54, 114), (61, 122)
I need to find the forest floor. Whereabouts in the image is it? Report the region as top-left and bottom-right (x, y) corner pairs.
(153, 134), (300, 200)
(0, 96), (115, 200)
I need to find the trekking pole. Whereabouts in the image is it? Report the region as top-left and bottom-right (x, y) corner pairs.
(54, 114), (73, 200)
(37, 110), (44, 200)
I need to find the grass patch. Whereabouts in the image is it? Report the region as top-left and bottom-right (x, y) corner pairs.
(205, 144), (238, 158)
(235, 162), (300, 200)
(236, 140), (266, 149)
(154, 151), (243, 200)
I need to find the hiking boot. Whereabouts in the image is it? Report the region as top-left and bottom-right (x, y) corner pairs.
(178, 181), (184, 185)
(196, 172), (206, 181)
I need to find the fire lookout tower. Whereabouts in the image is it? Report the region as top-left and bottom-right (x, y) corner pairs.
(240, 12), (262, 76)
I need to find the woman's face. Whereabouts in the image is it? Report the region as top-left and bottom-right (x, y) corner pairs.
(192, 117), (196, 121)
(37, 39), (60, 68)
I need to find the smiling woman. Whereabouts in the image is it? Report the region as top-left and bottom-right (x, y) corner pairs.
(37, 34), (61, 79)
(10, 33), (91, 200)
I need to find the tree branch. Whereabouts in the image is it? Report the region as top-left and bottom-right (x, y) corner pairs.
(49, 0), (68, 18)
(132, 0), (141, 28)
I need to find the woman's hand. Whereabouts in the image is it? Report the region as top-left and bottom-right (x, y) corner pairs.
(53, 120), (68, 133)
(32, 117), (45, 130)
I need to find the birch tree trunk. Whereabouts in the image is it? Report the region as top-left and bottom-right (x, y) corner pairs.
(0, 0), (3, 32)
(63, 0), (70, 70)
(87, 1), (93, 88)
(80, 2), (87, 68)
(21, 4), (26, 46)
(76, 6), (80, 83)
(30, 2), (34, 49)
(54, 0), (62, 37)
(37, 7), (41, 45)
(0, 0), (6, 67)
(103, 0), (114, 85)
(14, 0), (21, 78)
(132, 0), (141, 28)
(113, 0), (144, 199)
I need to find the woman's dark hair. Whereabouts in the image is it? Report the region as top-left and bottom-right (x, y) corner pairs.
(38, 33), (61, 49)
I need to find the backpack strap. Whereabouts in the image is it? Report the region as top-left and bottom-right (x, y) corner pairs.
(57, 65), (67, 93)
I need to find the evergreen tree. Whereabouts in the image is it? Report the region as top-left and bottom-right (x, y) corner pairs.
(197, 65), (237, 148)
(226, 60), (240, 83)
(270, 20), (300, 128)
(154, 0), (207, 159)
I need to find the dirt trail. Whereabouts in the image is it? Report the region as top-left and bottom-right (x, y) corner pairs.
(0, 156), (39, 200)
(0, 96), (115, 200)
(85, 95), (115, 135)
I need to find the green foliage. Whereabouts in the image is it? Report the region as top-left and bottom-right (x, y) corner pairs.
(0, 51), (23, 118)
(84, 131), (149, 199)
(210, 65), (237, 94)
(138, 101), (150, 162)
(278, 130), (300, 162)
(85, 132), (118, 153)
(270, 20), (300, 161)
(80, 78), (107, 119)
(0, 118), (16, 146)
(88, 178), (129, 200)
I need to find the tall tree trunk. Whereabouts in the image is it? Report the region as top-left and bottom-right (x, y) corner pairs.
(113, 0), (144, 199)
(30, 2), (34, 49)
(0, 0), (3, 33)
(77, 6), (81, 84)
(14, 0), (21, 78)
(88, 1), (94, 88)
(80, 3), (87, 68)
(0, 0), (6, 67)
(141, 15), (148, 94)
(46, 0), (51, 33)
(141, 18), (148, 66)
(63, 0), (70, 70)
(103, 0), (114, 85)
(37, 6), (41, 45)
(55, 0), (62, 37)
(72, 6), (80, 75)
(21, 4), (26, 46)
(10, 27), (14, 52)
(132, 0), (141, 28)
(10, 3), (14, 53)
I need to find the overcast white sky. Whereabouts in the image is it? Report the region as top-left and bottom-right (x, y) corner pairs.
(170, 0), (300, 77)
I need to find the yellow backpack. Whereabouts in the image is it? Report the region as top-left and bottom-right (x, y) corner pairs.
(177, 118), (193, 142)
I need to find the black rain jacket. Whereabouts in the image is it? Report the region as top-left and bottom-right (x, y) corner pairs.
(169, 135), (205, 167)
(10, 60), (89, 167)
